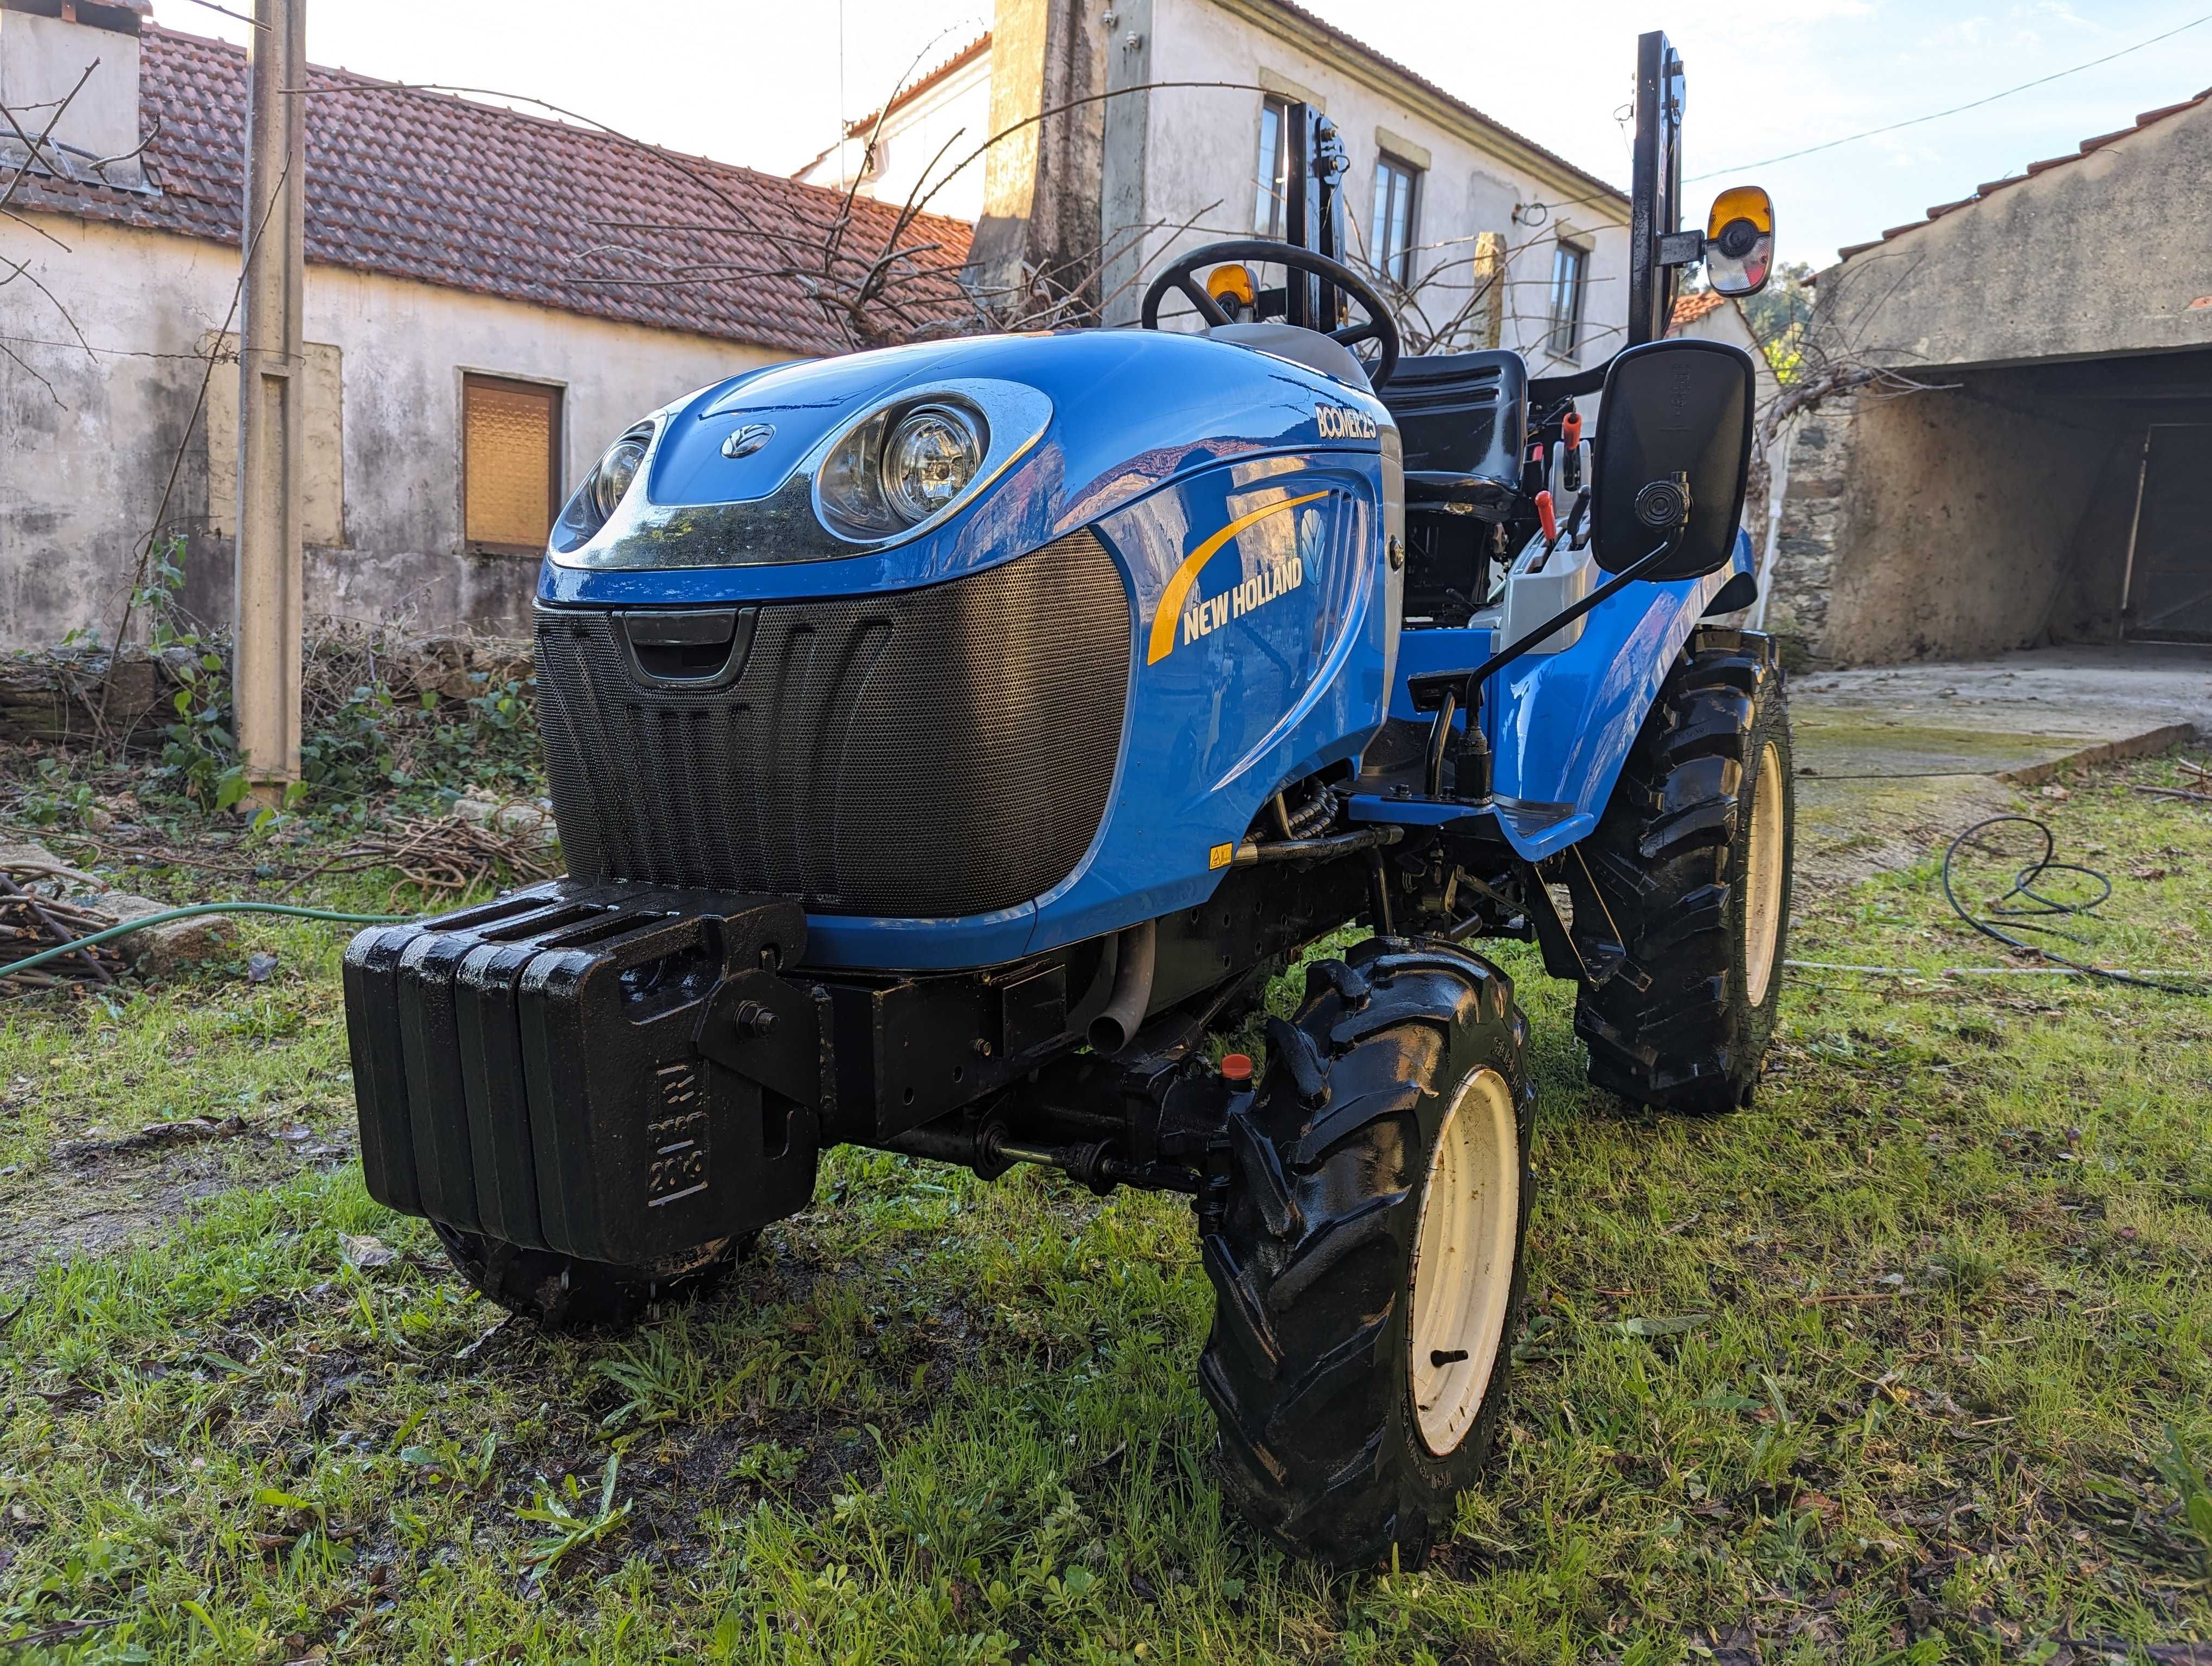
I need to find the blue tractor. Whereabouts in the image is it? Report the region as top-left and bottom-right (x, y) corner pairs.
(344, 33), (1789, 1565)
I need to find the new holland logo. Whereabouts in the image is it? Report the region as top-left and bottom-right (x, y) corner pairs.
(1180, 555), (1305, 649)
(1315, 403), (1378, 440)
(1146, 490), (1329, 665)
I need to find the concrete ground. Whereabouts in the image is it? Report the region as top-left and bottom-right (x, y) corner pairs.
(1785, 644), (2211, 886)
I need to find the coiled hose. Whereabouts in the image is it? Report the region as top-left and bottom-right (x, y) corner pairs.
(1941, 815), (2205, 997)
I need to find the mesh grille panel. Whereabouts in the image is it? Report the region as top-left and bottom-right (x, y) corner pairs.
(534, 531), (1130, 917)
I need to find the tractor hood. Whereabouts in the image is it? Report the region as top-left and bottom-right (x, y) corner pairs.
(538, 328), (1392, 608)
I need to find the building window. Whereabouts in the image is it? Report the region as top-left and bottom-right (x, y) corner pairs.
(1546, 242), (1589, 360)
(463, 374), (563, 553)
(1254, 94), (1294, 237)
(1371, 155), (1419, 284)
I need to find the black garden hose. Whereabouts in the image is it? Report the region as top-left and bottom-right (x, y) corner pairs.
(1940, 816), (2205, 997)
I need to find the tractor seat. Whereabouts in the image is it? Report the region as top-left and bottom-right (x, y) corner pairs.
(1207, 322), (1372, 392)
(1379, 350), (1528, 521)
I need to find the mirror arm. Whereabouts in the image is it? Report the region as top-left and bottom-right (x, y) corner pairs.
(1411, 531), (1680, 804)
(1466, 531), (1681, 687)
(1407, 530), (1685, 731)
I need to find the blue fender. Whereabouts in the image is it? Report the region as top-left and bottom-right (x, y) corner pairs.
(1350, 527), (1758, 857)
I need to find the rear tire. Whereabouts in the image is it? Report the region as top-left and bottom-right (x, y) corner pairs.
(1198, 938), (1533, 1567)
(432, 1223), (747, 1331)
(1573, 627), (1793, 1114)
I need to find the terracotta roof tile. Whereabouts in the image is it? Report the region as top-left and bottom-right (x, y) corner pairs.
(843, 33), (992, 140)
(1668, 290), (1727, 328)
(14, 24), (973, 355)
(1840, 84), (2210, 262)
(2074, 126), (2136, 153)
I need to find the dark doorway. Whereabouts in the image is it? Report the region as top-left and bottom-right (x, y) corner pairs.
(2123, 424), (2212, 643)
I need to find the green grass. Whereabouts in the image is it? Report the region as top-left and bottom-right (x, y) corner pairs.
(2, 755), (2210, 1662)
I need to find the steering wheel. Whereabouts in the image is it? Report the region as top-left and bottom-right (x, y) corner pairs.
(1140, 238), (1402, 389)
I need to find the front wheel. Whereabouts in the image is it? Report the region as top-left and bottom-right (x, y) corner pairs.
(1198, 938), (1533, 1567)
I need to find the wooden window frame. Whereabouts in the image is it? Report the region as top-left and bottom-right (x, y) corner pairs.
(1255, 94), (1295, 238)
(461, 372), (564, 558)
(1546, 240), (1590, 362)
(1372, 154), (1420, 286)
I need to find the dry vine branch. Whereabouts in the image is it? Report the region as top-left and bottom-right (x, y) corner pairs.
(97, 156), (292, 706)
(571, 75), (1291, 348)
(1, 62), (102, 402)
(310, 813), (558, 912)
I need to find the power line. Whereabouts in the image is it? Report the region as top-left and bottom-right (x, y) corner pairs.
(1687, 9), (2212, 181)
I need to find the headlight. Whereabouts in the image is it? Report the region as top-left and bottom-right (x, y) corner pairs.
(883, 405), (984, 520)
(591, 428), (652, 520)
(554, 421), (658, 550)
(816, 396), (989, 541)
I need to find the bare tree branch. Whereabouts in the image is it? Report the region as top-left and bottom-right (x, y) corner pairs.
(0, 61), (98, 214)
(0, 336), (61, 405)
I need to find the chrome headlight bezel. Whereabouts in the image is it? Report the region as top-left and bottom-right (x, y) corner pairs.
(552, 419), (661, 553)
(545, 377), (1053, 570)
(809, 381), (1048, 549)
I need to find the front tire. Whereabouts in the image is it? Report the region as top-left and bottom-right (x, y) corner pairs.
(1573, 627), (1794, 1114)
(1198, 939), (1533, 1567)
(431, 1223), (745, 1331)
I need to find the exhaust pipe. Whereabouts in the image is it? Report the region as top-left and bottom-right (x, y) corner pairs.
(1086, 919), (1157, 1054)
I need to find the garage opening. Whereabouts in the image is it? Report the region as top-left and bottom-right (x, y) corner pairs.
(2122, 423), (2212, 644)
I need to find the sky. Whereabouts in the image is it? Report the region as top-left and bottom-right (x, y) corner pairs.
(150, 0), (2212, 267)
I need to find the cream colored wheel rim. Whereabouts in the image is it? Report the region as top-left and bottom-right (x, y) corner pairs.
(1407, 1067), (1520, 1457)
(1744, 739), (1785, 1008)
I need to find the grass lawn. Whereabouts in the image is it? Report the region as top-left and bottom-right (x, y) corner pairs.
(2, 752), (2209, 1663)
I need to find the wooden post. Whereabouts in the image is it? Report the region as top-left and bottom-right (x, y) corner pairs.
(234, 0), (305, 806)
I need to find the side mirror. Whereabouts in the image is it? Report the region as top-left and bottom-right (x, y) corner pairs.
(1591, 338), (1755, 581)
(1704, 185), (1773, 297)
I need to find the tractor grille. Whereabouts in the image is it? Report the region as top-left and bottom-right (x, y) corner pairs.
(532, 530), (1130, 918)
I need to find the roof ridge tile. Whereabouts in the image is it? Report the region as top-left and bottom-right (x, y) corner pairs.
(1843, 85), (2210, 263)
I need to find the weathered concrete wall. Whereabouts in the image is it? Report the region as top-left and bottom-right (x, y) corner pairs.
(0, 214), (785, 649)
(1118, 0), (1630, 363)
(1770, 380), (2129, 664)
(1818, 95), (2212, 372)
(972, 0), (1107, 302)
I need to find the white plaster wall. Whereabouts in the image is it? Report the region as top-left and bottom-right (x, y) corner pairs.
(799, 52), (994, 226)
(1123, 0), (1630, 372)
(0, 213), (787, 647)
(0, 12), (144, 183)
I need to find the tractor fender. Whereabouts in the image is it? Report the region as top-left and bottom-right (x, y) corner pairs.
(1485, 526), (1758, 861)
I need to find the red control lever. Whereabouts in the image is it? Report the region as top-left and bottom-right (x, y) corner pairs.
(1535, 490), (1558, 543)
(1562, 410), (1584, 447)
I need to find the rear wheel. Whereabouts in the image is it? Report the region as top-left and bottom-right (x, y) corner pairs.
(431, 1223), (746, 1331)
(1573, 627), (1793, 1114)
(1198, 939), (1532, 1566)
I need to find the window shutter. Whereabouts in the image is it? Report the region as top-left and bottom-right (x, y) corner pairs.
(464, 377), (561, 551)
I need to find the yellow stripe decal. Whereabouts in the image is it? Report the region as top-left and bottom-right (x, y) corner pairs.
(1146, 490), (1330, 666)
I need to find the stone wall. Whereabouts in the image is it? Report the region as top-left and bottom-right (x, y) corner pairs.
(1758, 406), (1851, 659)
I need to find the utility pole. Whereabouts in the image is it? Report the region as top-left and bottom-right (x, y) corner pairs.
(234, 0), (306, 808)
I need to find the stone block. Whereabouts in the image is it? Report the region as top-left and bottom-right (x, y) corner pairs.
(93, 894), (235, 974)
